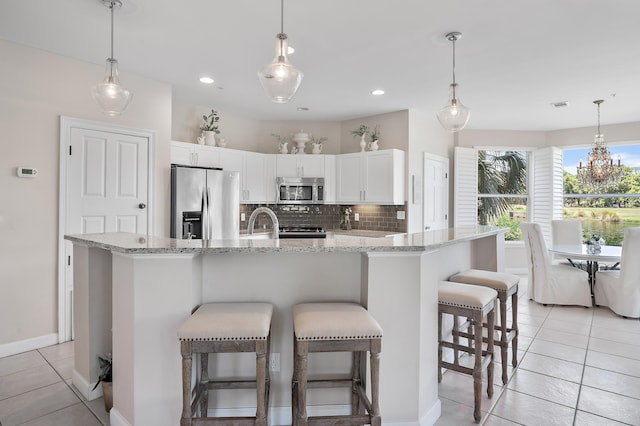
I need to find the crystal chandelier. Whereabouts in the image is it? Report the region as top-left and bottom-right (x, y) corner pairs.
(576, 100), (623, 191)
(91, 0), (132, 116)
(436, 32), (470, 132)
(257, 0), (303, 103)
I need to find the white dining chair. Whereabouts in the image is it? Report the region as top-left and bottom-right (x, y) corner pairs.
(551, 219), (584, 267)
(594, 227), (640, 318)
(519, 223), (591, 307)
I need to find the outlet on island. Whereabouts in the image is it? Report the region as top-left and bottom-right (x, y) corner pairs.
(354, 213), (359, 221)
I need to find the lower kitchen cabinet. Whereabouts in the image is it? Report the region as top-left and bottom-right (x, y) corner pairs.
(336, 149), (404, 205)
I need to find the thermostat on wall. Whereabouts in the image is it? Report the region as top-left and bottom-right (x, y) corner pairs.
(17, 167), (38, 178)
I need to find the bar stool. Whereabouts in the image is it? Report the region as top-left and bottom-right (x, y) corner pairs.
(292, 302), (383, 426)
(438, 281), (496, 423)
(177, 302), (273, 426)
(449, 269), (520, 384)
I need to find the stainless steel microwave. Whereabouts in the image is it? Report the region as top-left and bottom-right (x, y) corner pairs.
(276, 177), (324, 204)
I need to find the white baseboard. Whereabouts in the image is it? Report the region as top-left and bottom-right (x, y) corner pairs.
(109, 408), (131, 426)
(0, 333), (58, 358)
(72, 369), (103, 401)
(208, 404), (349, 425)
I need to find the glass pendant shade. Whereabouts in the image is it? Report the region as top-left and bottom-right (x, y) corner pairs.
(437, 83), (470, 132)
(91, 58), (132, 116)
(258, 34), (303, 103)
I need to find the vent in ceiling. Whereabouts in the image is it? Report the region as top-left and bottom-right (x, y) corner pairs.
(551, 101), (570, 108)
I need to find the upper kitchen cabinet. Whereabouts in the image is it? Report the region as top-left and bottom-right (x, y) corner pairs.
(219, 149), (276, 204)
(170, 141), (220, 168)
(276, 154), (325, 178)
(336, 149), (405, 205)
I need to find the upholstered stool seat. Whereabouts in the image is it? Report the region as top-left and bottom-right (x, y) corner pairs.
(178, 302), (273, 426)
(438, 281), (497, 423)
(449, 269), (520, 384)
(292, 302), (382, 426)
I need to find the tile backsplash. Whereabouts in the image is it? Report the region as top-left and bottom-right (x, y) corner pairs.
(240, 203), (407, 233)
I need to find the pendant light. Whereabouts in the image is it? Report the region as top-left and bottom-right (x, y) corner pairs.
(257, 0), (303, 103)
(436, 32), (470, 132)
(91, 0), (132, 116)
(576, 100), (624, 191)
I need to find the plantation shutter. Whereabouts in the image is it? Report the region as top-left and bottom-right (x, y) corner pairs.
(532, 146), (564, 244)
(454, 146), (478, 227)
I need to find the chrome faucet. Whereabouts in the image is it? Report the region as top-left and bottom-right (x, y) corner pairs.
(247, 207), (279, 239)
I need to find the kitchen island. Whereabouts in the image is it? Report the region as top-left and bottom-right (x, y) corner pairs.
(66, 226), (505, 426)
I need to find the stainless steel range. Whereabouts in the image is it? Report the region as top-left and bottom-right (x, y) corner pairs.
(278, 226), (326, 239)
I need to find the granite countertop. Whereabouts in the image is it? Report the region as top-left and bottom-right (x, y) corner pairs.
(65, 226), (505, 255)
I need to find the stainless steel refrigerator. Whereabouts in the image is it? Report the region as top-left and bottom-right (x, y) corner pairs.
(171, 164), (239, 240)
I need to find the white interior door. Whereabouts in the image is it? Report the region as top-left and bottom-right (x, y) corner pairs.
(59, 118), (152, 342)
(68, 128), (149, 234)
(423, 153), (449, 231)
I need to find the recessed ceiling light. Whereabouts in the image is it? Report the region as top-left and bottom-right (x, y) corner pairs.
(288, 46), (295, 54)
(371, 89), (385, 96)
(297, 107), (309, 111)
(199, 77), (214, 84)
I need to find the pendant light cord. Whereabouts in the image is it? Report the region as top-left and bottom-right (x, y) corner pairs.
(109, 1), (115, 60)
(597, 102), (601, 135)
(280, 0), (284, 34)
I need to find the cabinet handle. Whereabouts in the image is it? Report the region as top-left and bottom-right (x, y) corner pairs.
(363, 190), (366, 201)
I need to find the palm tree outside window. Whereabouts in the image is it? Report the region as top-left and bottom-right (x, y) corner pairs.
(477, 150), (528, 240)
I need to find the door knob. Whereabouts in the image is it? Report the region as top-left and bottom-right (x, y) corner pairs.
(139, 203), (146, 209)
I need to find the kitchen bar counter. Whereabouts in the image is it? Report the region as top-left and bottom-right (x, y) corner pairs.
(66, 226), (505, 426)
(65, 225), (500, 254)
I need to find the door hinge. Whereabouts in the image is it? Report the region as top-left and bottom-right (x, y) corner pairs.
(69, 146), (72, 155)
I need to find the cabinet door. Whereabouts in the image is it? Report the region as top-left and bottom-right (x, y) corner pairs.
(336, 153), (363, 203)
(299, 155), (325, 177)
(244, 152), (272, 203)
(275, 155), (300, 177)
(218, 149), (245, 200)
(194, 145), (221, 168)
(170, 141), (194, 165)
(364, 151), (394, 203)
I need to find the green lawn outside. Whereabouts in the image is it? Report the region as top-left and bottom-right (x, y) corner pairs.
(563, 207), (640, 223)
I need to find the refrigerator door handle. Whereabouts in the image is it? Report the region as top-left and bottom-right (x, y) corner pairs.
(201, 187), (208, 241)
(206, 187), (213, 240)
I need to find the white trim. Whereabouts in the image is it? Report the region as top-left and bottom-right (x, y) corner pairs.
(109, 408), (131, 426)
(58, 116), (156, 343)
(112, 252), (198, 260)
(71, 368), (104, 401)
(418, 399), (442, 426)
(0, 333), (58, 358)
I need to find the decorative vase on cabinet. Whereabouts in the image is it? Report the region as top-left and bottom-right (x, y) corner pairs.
(359, 134), (367, 152)
(311, 143), (323, 154)
(368, 140), (379, 151)
(279, 142), (289, 154)
(203, 131), (216, 146)
(293, 130), (310, 155)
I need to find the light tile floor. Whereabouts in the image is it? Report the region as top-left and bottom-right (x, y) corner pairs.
(437, 276), (640, 425)
(1, 275), (639, 425)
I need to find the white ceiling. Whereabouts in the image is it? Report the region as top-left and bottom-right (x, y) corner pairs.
(2, 0), (639, 131)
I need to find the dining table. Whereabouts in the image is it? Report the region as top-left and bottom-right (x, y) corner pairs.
(549, 244), (622, 305)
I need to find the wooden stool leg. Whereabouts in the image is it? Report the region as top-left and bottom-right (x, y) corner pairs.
(351, 351), (362, 414)
(265, 334), (271, 419)
(487, 304), (495, 399)
(255, 340), (268, 426)
(199, 353), (209, 417)
(499, 294), (508, 385)
(472, 311), (483, 423)
(292, 334), (298, 426)
(438, 309), (443, 383)
(180, 342), (192, 426)
(370, 339), (382, 426)
(511, 291), (519, 367)
(295, 340), (309, 426)
(452, 314), (460, 364)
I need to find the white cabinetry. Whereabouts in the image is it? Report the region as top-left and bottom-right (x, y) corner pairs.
(276, 155), (325, 177)
(336, 149), (404, 205)
(170, 141), (220, 168)
(219, 149), (275, 204)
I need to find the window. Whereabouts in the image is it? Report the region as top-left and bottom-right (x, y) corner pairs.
(477, 150), (529, 240)
(563, 145), (640, 245)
